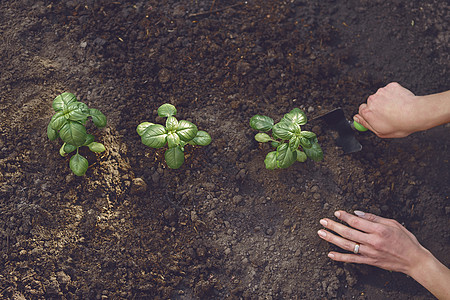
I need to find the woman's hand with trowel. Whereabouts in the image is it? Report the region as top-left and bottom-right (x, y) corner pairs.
(354, 82), (450, 138)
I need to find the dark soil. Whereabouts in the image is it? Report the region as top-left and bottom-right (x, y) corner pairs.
(1, 0), (448, 299)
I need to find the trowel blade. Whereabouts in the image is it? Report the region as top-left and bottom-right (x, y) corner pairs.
(318, 108), (362, 154)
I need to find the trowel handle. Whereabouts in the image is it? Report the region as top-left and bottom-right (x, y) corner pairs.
(353, 120), (368, 132)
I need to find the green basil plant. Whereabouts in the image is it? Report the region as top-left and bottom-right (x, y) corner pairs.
(137, 104), (211, 169)
(250, 108), (323, 169)
(47, 92), (107, 176)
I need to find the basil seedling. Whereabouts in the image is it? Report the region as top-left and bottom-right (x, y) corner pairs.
(250, 108), (323, 169)
(47, 92), (107, 176)
(137, 104), (211, 169)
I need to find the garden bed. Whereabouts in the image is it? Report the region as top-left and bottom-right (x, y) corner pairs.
(0, 0), (448, 299)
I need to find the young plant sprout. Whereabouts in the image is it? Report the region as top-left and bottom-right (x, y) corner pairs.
(250, 108), (323, 169)
(47, 92), (107, 176)
(137, 104), (211, 169)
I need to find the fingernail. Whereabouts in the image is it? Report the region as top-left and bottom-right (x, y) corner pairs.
(319, 219), (328, 226)
(318, 230), (326, 238)
(354, 210), (365, 217)
(334, 211), (341, 218)
(353, 116), (360, 123)
(328, 253), (335, 259)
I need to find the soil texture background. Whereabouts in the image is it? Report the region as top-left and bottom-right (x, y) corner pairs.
(0, 0), (449, 299)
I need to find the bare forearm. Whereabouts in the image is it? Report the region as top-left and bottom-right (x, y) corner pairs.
(409, 250), (450, 300)
(416, 90), (450, 133)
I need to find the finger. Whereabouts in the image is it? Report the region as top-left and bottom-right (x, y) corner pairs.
(375, 88), (384, 95)
(353, 114), (375, 133)
(335, 210), (380, 234)
(366, 94), (376, 107)
(319, 217), (371, 245)
(386, 82), (401, 89)
(328, 251), (377, 265)
(354, 211), (418, 241)
(358, 102), (367, 111)
(354, 210), (397, 226)
(317, 229), (362, 254)
(355, 103), (376, 133)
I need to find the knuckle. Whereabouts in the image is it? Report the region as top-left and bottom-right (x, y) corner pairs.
(344, 237), (355, 252)
(371, 237), (384, 250)
(390, 219), (402, 228)
(387, 82), (400, 88)
(364, 213), (377, 222)
(378, 226), (391, 238)
(348, 217), (360, 228)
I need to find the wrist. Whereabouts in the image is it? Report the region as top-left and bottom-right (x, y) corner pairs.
(407, 247), (450, 299)
(406, 246), (434, 278)
(415, 91), (450, 133)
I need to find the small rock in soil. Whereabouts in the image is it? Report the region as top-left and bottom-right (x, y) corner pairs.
(232, 195), (243, 205)
(130, 178), (147, 195)
(151, 172), (160, 183)
(191, 210), (198, 223)
(265, 228), (275, 236)
(158, 68), (171, 83)
(57, 271), (71, 285)
(163, 207), (176, 222)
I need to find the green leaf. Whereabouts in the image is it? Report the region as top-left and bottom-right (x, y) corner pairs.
(270, 141), (280, 148)
(272, 120), (295, 140)
(176, 120), (198, 141)
(158, 103), (177, 117)
(59, 121), (88, 147)
(83, 134), (95, 146)
(299, 137), (312, 149)
(166, 116), (179, 131)
(47, 122), (58, 140)
(136, 122), (154, 136)
(50, 111), (68, 131)
(264, 151), (278, 170)
(296, 150), (307, 162)
(141, 124), (167, 148)
(165, 147), (185, 169)
(64, 143), (77, 154)
(289, 136), (300, 151)
(167, 132), (181, 148)
(272, 131), (281, 140)
(63, 102), (89, 123)
(255, 133), (272, 143)
(250, 115), (274, 132)
(189, 131), (212, 146)
(300, 131), (316, 139)
(52, 92), (77, 112)
(89, 108), (107, 128)
(276, 143), (297, 169)
(304, 140), (323, 162)
(283, 108), (307, 125)
(87, 142), (106, 153)
(70, 153), (89, 176)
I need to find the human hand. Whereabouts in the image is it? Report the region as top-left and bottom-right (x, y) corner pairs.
(317, 210), (429, 275)
(354, 82), (422, 138)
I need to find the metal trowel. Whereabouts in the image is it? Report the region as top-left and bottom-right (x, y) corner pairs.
(315, 108), (368, 154)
